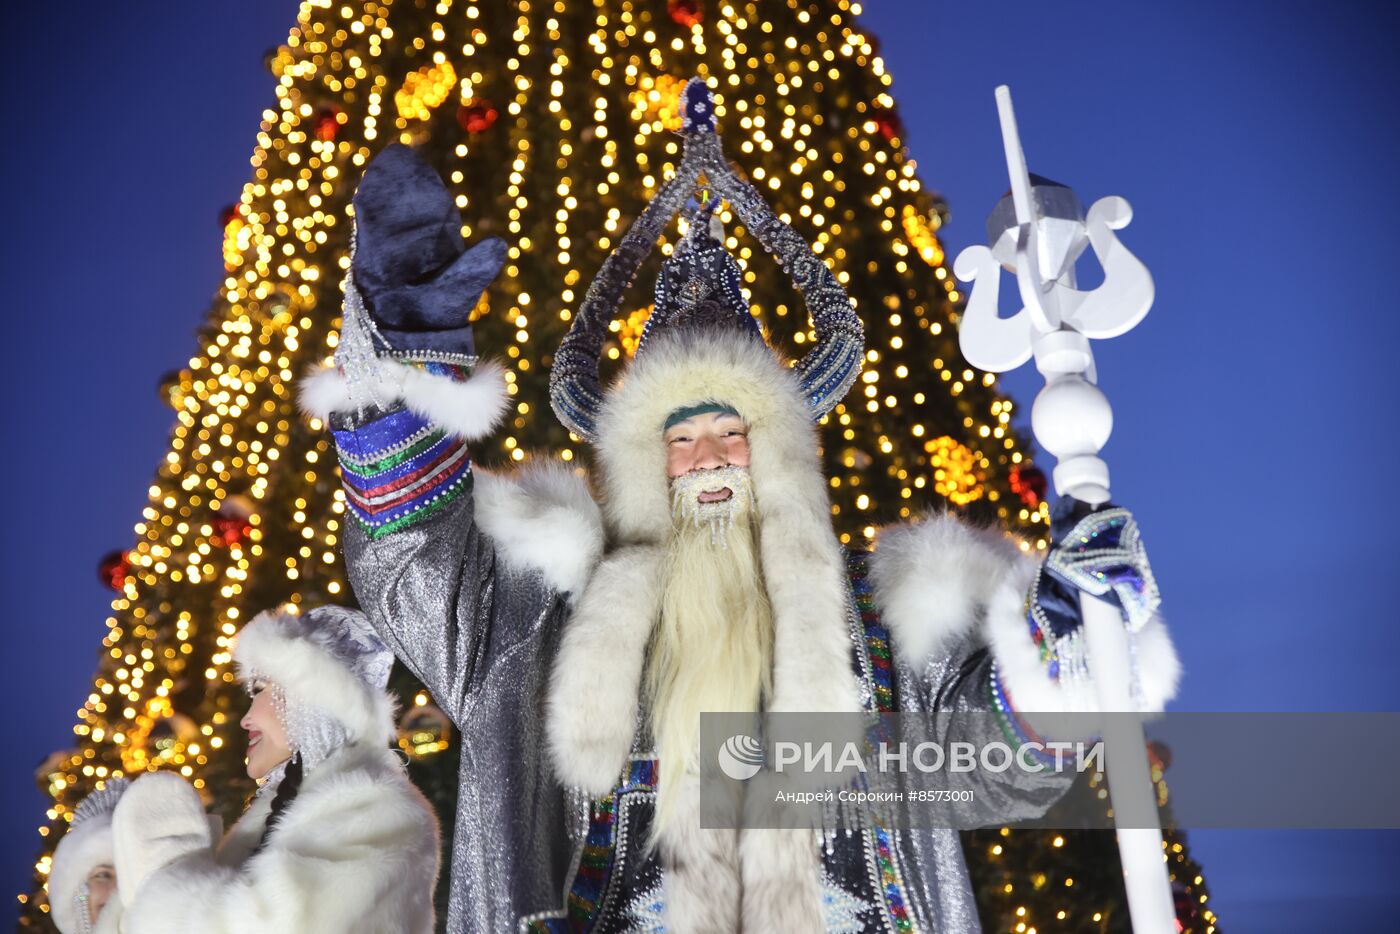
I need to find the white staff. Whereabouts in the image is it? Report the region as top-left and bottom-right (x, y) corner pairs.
(955, 86), (1175, 933)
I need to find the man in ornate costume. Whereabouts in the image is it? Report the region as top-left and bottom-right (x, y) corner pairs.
(301, 79), (1180, 933)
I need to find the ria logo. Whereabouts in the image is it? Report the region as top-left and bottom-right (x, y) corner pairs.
(717, 734), (764, 780)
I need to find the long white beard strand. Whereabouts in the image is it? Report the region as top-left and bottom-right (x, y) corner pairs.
(646, 468), (774, 841)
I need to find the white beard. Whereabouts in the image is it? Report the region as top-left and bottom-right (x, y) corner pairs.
(667, 463), (755, 543)
(644, 466), (774, 840)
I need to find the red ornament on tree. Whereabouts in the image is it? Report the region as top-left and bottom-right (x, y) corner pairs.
(213, 496), (255, 546)
(456, 99), (498, 134)
(211, 515), (252, 546)
(1008, 464), (1047, 507)
(1147, 740), (1173, 773)
(98, 550), (132, 591)
(218, 203), (242, 228)
(668, 0), (703, 28)
(873, 108), (904, 143)
(314, 106), (342, 141)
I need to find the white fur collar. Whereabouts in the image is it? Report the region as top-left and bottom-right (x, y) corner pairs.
(215, 742), (405, 868)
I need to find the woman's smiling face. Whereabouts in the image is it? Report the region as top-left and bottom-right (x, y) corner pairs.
(239, 682), (292, 780)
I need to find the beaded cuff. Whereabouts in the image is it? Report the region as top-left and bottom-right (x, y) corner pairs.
(334, 362), (474, 539)
(1023, 506), (1161, 710)
(1024, 566), (1094, 707)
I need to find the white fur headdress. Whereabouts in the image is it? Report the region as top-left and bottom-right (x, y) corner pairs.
(232, 605), (396, 758)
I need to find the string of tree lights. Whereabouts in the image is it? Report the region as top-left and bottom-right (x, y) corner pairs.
(20, 1), (1215, 930)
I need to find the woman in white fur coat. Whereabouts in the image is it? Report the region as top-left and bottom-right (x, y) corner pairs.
(49, 781), (128, 934)
(109, 604), (440, 934)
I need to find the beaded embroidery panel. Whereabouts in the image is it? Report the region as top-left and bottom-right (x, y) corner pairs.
(523, 758), (661, 933)
(331, 362), (475, 540)
(842, 549), (922, 933)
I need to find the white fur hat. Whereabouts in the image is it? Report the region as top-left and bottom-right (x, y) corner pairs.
(49, 780), (127, 934)
(594, 325), (826, 543)
(232, 605), (396, 750)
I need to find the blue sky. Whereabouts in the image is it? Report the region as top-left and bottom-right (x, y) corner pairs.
(3, 2), (1397, 929)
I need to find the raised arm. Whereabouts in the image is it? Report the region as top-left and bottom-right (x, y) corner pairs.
(307, 357), (606, 727)
(311, 358), (509, 721)
(299, 144), (602, 722)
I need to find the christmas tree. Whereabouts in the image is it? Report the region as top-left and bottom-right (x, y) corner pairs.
(21, 1), (1216, 931)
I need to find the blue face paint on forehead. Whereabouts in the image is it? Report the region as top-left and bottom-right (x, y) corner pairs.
(663, 401), (742, 431)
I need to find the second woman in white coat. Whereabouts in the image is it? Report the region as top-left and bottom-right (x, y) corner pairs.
(110, 604), (440, 934)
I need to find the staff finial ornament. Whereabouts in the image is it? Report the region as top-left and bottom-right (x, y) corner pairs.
(955, 86), (1176, 934)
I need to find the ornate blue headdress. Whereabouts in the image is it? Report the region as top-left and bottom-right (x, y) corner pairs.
(637, 189), (762, 354)
(549, 78), (865, 442)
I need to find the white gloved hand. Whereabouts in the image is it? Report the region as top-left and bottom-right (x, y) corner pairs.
(111, 772), (214, 906)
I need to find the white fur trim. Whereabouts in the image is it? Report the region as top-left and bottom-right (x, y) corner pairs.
(232, 610), (395, 746)
(985, 572), (1181, 714)
(50, 813), (116, 934)
(92, 902), (123, 934)
(659, 774), (741, 933)
(738, 828), (823, 931)
(119, 745), (439, 934)
(875, 512), (1180, 713)
(1134, 613), (1182, 712)
(297, 364), (361, 422)
(657, 778), (825, 931)
(298, 358), (509, 443)
(210, 786), (273, 871)
(871, 512), (1028, 669)
(594, 329), (812, 543)
(474, 462), (604, 600)
(111, 773), (212, 908)
(545, 546), (665, 794)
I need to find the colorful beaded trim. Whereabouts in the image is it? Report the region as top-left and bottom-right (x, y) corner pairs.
(873, 824), (915, 932)
(989, 665), (1055, 768)
(527, 759), (659, 933)
(1024, 580), (1059, 679)
(846, 549), (920, 932)
(846, 549), (896, 713)
(332, 363), (475, 540)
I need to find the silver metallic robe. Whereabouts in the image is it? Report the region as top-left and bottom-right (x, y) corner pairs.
(343, 476), (575, 933)
(336, 417), (1070, 934)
